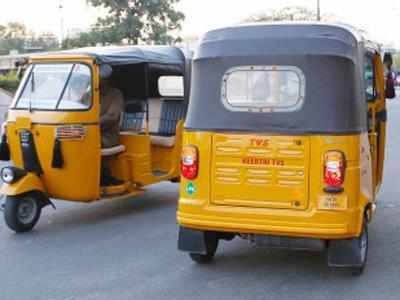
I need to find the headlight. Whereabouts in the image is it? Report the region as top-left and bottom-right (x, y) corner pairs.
(0, 167), (26, 184)
(1, 167), (15, 183)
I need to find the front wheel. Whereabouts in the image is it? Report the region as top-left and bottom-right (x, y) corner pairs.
(189, 232), (219, 264)
(4, 194), (42, 233)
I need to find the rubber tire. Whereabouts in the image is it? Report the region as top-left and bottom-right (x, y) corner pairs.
(4, 195), (42, 233)
(189, 232), (219, 264)
(351, 217), (368, 276)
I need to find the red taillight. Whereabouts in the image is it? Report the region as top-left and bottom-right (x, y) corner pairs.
(324, 151), (345, 188)
(181, 145), (198, 180)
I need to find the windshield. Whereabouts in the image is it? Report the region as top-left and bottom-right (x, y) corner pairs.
(15, 63), (92, 110)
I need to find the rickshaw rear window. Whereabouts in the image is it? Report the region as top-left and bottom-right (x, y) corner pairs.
(222, 66), (305, 112)
(158, 76), (184, 97)
(15, 63), (92, 110)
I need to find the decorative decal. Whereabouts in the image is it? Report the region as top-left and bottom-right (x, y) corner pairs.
(242, 157), (284, 166)
(250, 138), (270, 147)
(185, 182), (196, 196)
(56, 125), (86, 140)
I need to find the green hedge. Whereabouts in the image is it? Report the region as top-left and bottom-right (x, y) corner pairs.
(0, 71), (19, 94)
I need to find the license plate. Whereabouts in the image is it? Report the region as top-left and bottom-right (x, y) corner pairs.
(318, 194), (348, 210)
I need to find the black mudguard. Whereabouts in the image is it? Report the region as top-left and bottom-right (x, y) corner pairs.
(328, 238), (363, 267)
(178, 227), (208, 254)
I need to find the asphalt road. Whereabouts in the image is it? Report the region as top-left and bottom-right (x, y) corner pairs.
(0, 91), (400, 300)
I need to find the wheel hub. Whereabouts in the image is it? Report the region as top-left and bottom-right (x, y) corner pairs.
(17, 198), (38, 225)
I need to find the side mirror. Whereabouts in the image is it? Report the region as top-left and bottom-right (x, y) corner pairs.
(385, 71), (396, 99)
(383, 53), (396, 99)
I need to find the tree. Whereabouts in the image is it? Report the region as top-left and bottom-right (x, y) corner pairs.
(0, 25), (6, 38)
(62, 27), (125, 49)
(87, 0), (185, 45)
(62, 32), (95, 49)
(242, 6), (330, 23)
(26, 32), (59, 51)
(3, 22), (27, 39)
(0, 22), (27, 54)
(0, 22), (59, 54)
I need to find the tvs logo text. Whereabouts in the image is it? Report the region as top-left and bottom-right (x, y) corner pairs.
(242, 157), (284, 166)
(250, 138), (269, 147)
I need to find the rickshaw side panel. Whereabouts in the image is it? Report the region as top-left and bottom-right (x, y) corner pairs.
(372, 54), (388, 192)
(6, 123), (101, 201)
(111, 121), (183, 185)
(150, 121), (184, 178)
(178, 131), (372, 240)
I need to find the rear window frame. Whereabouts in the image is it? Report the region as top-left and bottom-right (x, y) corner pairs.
(221, 65), (306, 113)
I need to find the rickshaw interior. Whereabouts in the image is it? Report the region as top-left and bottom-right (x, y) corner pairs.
(105, 61), (186, 194)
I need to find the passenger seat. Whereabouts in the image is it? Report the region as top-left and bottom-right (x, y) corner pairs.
(150, 99), (185, 147)
(102, 111), (127, 157)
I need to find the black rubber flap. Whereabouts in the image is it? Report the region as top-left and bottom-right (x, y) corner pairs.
(51, 138), (64, 169)
(0, 133), (10, 161)
(19, 130), (43, 175)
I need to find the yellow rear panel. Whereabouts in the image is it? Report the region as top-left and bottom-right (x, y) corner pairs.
(211, 134), (310, 210)
(178, 131), (372, 239)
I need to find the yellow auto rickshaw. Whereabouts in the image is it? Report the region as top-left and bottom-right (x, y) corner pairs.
(0, 46), (191, 233)
(177, 23), (395, 275)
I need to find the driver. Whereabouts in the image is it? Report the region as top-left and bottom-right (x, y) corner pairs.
(99, 65), (124, 186)
(99, 65), (124, 149)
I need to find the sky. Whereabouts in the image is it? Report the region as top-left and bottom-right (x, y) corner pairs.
(0, 0), (399, 47)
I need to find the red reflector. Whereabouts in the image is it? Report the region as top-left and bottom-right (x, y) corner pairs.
(181, 145), (198, 180)
(324, 151), (345, 188)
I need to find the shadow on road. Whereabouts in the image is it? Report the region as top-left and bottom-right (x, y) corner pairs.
(5, 183), (179, 237)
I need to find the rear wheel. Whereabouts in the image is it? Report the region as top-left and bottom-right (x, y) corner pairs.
(4, 194), (42, 233)
(189, 232), (219, 264)
(351, 218), (368, 276)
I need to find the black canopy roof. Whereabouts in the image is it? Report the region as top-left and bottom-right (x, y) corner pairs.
(195, 22), (367, 62)
(186, 23), (373, 134)
(35, 45), (187, 67)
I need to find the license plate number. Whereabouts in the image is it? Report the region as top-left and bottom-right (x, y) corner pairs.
(318, 194), (348, 210)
